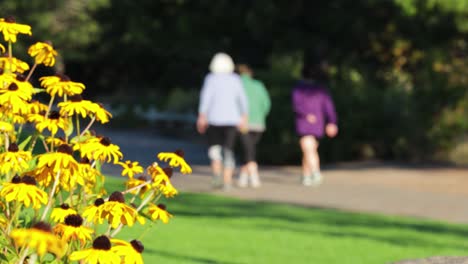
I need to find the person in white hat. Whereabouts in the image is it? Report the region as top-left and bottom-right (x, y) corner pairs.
(197, 52), (248, 191)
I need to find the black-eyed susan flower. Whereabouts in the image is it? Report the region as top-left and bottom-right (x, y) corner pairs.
(125, 175), (150, 197)
(50, 203), (77, 223)
(0, 55), (30, 73)
(147, 203), (173, 224)
(39, 74), (85, 97)
(28, 99), (48, 114)
(111, 239), (144, 264)
(157, 149), (192, 174)
(53, 214), (94, 245)
(147, 162), (170, 185)
(0, 82), (32, 114)
(100, 191), (145, 228)
(0, 175), (48, 209)
(158, 179), (178, 198)
(0, 120), (13, 133)
(69, 235), (120, 264)
(10, 222), (67, 258)
(35, 110), (70, 136)
(119, 160), (144, 178)
(82, 198), (105, 224)
(91, 102), (112, 124)
(0, 16), (32, 43)
(58, 94), (99, 118)
(79, 136), (123, 164)
(28, 41), (58, 67)
(0, 142), (32, 175)
(35, 144), (80, 188)
(78, 157), (104, 194)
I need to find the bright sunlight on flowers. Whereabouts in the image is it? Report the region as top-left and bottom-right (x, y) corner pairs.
(0, 16), (192, 263)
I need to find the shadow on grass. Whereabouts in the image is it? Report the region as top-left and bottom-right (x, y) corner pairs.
(165, 192), (468, 249)
(145, 248), (241, 264)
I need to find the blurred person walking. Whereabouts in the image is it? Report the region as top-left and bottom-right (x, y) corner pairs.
(196, 52), (248, 191)
(292, 61), (338, 186)
(236, 64), (271, 188)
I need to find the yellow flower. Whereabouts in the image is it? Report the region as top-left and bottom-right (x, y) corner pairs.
(92, 102), (112, 124)
(10, 222), (67, 258)
(0, 142), (32, 175)
(100, 191), (145, 228)
(119, 160), (144, 178)
(50, 203), (77, 223)
(28, 99), (48, 114)
(0, 175), (48, 209)
(79, 157), (104, 194)
(28, 41), (58, 67)
(125, 176), (150, 197)
(157, 149), (192, 174)
(69, 235), (120, 264)
(147, 162), (170, 185)
(0, 120), (13, 133)
(0, 16), (32, 43)
(58, 94), (99, 118)
(82, 198), (105, 224)
(111, 239), (144, 264)
(0, 81), (32, 114)
(159, 179), (178, 198)
(0, 56), (30, 73)
(35, 144), (80, 188)
(79, 136), (123, 164)
(53, 214), (94, 245)
(147, 203), (173, 223)
(35, 110), (70, 136)
(39, 74), (85, 97)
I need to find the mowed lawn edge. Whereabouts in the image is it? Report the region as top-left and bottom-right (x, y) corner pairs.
(105, 177), (468, 264)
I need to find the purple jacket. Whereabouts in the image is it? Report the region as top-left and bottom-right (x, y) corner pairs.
(292, 80), (337, 137)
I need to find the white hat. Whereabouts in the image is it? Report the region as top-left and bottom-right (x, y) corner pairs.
(209, 52), (234, 73)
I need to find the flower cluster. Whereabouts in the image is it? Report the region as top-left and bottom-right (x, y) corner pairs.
(0, 16), (191, 263)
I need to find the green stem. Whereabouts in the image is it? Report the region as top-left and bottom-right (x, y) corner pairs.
(25, 63), (37, 82)
(75, 115), (81, 141)
(80, 116), (96, 137)
(41, 170), (61, 221)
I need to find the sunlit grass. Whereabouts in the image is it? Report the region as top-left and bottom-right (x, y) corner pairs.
(106, 177), (468, 264)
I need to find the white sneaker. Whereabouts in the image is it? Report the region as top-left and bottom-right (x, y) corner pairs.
(302, 172), (322, 187)
(237, 173), (248, 188)
(250, 174), (261, 188)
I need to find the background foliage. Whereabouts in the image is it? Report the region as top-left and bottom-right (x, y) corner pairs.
(3, 0), (468, 164)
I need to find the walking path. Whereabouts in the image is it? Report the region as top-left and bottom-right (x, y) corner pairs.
(98, 127), (468, 225)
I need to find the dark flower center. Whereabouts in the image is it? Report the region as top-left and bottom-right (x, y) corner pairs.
(69, 94), (82, 102)
(137, 175), (147, 181)
(163, 167), (173, 178)
(11, 175), (21, 183)
(64, 214), (83, 227)
(32, 222), (52, 233)
(109, 191), (125, 203)
(94, 198), (104, 206)
(60, 203), (70, 209)
(5, 16), (15, 23)
(0, 69), (3, 75)
(48, 110), (60, 119)
(157, 203), (167, 210)
(8, 83), (18, 91)
(92, 235), (111, 250)
(22, 176), (37, 185)
(8, 143), (19, 152)
(56, 73), (70, 82)
(80, 157), (90, 164)
(57, 144), (73, 155)
(16, 74), (26, 82)
(174, 149), (185, 157)
(130, 240), (144, 253)
(99, 137), (111, 146)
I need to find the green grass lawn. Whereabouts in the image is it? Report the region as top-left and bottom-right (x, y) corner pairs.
(105, 177), (468, 264)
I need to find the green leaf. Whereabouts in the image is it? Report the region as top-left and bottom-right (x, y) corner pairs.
(18, 135), (32, 150)
(33, 87), (46, 94)
(65, 117), (74, 137)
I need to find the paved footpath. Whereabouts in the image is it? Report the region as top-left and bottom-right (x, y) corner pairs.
(98, 127), (468, 225)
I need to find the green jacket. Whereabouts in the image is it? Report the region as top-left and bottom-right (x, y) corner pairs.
(240, 74), (271, 131)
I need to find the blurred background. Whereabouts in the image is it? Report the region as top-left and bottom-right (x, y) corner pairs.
(6, 0), (468, 166)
